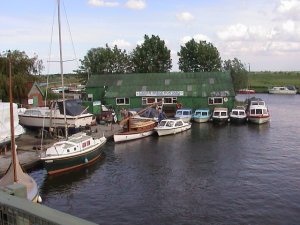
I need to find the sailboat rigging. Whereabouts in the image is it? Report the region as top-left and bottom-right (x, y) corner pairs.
(40, 0), (107, 175)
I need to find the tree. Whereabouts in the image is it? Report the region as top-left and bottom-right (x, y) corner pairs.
(223, 58), (248, 91)
(0, 50), (40, 102)
(131, 34), (172, 73)
(177, 39), (222, 72)
(79, 44), (132, 74)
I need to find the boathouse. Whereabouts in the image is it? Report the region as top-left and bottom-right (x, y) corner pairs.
(85, 72), (235, 118)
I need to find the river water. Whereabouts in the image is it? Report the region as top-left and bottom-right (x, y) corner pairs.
(30, 94), (300, 225)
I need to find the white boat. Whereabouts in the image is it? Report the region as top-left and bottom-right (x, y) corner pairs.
(0, 56), (41, 203)
(18, 99), (94, 129)
(154, 118), (191, 136)
(268, 86), (297, 95)
(114, 117), (157, 143)
(246, 97), (270, 124)
(40, 0), (107, 175)
(174, 108), (193, 122)
(192, 108), (211, 123)
(211, 107), (229, 124)
(40, 132), (106, 174)
(0, 102), (25, 146)
(229, 106), (247, 124)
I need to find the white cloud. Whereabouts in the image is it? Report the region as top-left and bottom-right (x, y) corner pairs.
(176, 12), (194, 22)
(180, 34), (211, 45)
(110, 39), (132, 49)
(125, 0), (146, 10)
(276, 0), (300, 19)
(88, 0), (120, 7)
(282, 20), (296, 33)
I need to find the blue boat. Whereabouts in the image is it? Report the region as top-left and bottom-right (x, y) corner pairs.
(192, 108), (211, 123)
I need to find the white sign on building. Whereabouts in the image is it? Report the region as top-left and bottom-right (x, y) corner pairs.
(136, 91), (184, 97)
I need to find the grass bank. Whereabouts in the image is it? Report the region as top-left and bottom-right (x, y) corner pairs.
(248, 71), (300, 93)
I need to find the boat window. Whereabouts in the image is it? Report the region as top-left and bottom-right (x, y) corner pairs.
(116, 97), (130, 105)
(232, 111), (238, 115)
(74, 148), (76, 151)
(175, 121), (183, 126)
(24, 110), (42, 116)
(214, 112), (220, 116)
(82, 143), (86, 148)
(67, 150), (70, 152)
(176, 111), (183, 115)
(159, 121), (167, 126)
(263, 109), (268, 114)
(183, 111), (191, 115)
(87, 141), (90, 146)
(202, 112), (208, 116)
(167, 121), (174, 127)
(221, 112), (227, 116)
(250, 109), (255, 114)
(239, 111), (245, 115)
(256, 109), (262, 114)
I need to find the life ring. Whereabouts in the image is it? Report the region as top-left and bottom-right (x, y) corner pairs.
(224, 97), (228, 102)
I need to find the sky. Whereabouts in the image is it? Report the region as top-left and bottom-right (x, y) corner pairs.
(1, 0), (300, 74)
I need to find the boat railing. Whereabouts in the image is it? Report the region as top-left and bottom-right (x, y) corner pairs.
(0, 185), (97, 225)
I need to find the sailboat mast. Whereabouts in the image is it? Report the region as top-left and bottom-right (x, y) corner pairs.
(8, 54), (18, 182)
(57, 0), (68, 139)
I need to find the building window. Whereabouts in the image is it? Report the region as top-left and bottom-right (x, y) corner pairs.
(116, 98), (130, 105)
(88, 94), (93, 101)
(208, 97), (223, 105)
(141, 97), (177, 105)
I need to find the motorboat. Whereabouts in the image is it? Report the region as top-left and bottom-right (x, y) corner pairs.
(154, 118), (191, 136)
(174, 108), (193, 122)
(0, 102), (25, 146)
(114, 117), (157, 143)
(18, 99), (95, 129)
(246, 97), (270, 124)
(238, 89), (255, 94)
(211, 107), (229, 124)
(268, 86), (297, 95)
(192, 108), (211, 123)
(229, 106), (247, 124)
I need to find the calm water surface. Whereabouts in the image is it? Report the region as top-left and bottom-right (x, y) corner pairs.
(30, 94), (300, 225)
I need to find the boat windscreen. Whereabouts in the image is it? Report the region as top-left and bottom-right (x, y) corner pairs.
(57, 100), (87, 116)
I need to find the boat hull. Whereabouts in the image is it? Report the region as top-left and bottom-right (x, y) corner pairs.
(211, 117), (229, 124)
(114, 130), (155, 143)
(248, 116), (270, 124)
(41, 141), (105, 175)
(229, 116), (247, 124)
(193, 117), (210, 123)
(155, 124), (191, 136)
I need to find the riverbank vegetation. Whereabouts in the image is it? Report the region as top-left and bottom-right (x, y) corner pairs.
(248, 71), (300, 92)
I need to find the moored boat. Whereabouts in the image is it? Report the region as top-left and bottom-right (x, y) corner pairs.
(246, 97), (270, 124)
(268, 86), (297, 95)
(154, 118), (191, 136)
(114, 117), (157, 143)
(40, 132), (107, 174)
(238, 89), (255, 94)
(229, 106), (247, 124)
(192, 108), (211, 123)
(174, 108), (193, 122)
(211, 107), (229, 124)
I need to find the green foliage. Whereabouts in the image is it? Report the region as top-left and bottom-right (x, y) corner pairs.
(177, 39), (222, 72)
(79, 44), (132, 74)
(0, 50), (41, 102)
(131, 35), (172, 73)
(223, 58), (248, 91)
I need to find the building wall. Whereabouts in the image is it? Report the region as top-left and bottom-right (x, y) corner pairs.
(27, 85), (44, 107)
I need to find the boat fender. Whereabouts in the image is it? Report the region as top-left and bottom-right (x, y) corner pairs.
(37, 195), (42, 203)
(85, 158), (88, 163)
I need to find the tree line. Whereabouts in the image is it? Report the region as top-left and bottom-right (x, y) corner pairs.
(0, 34), (248, 101)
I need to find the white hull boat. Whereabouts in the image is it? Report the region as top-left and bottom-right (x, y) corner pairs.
(1, 102), (25, 146)
(174, 108), (193, 122)
(268, 86), (297, 95)
(246, 97), (270, 124)
(18, 100), (94, 129)
(154, 119), (191, 136)
(192, 108), (211, 123)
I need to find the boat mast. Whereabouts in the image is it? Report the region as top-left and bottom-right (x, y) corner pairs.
(8, 53), (18, 182)
(57, 0), (68, 139)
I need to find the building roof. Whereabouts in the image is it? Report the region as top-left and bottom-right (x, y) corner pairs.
(86, 72), (235, 98)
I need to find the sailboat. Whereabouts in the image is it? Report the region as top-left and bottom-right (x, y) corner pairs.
(0, 54), (42, 203)
(40, 0), (107, 175)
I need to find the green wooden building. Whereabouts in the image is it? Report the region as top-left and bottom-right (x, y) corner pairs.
(85, 72), (235, 119)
